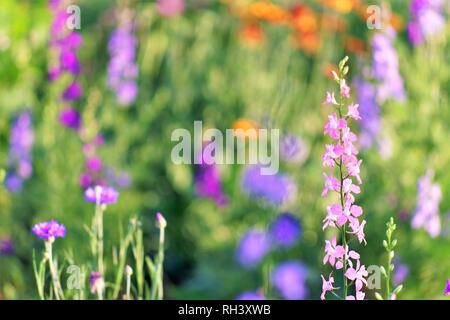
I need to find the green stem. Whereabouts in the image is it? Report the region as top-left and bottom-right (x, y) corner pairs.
(45, 240), (64, 300)
(151, 226), (165, 300)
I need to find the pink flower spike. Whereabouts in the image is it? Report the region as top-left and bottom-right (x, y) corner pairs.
(324, 113), (347, 140)
(347, 159), (363, 184)
(343, 178), (360, 195)
(324, 91), (338, 105)
(348, 219), (367, 244)
(322, 173), (340, 197)
(346, 103), (361, 120)
(323, 203), (342, 230)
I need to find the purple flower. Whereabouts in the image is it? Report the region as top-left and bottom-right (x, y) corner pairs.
(269, 213), (302, 247)
(444, 279), (450, 296)
(107, 23), (138, 106)
(242, 165), (296, 206)
(408, 0), (445, 46)
(84, 186), (119, 205)
(372, 29), (406, 103)
(236, 290), (266, 300)
(393, 262), (409, 286)
(32, 220), (66, 241)
(59, 107), (81, 130)
(236, 229), (270, 268)
(411, 171), (442, 238)
(280, 135), (309, 163)
(354, 77), (381, 150)
(0, 238), (15, 256)
(156, 0), (185, 17)
(5, 112), (33, 192)
(271, 261), (308, 300)
(89, 272), (105, 294)
(86, 156), (103, 173)
(194, 160), (228, 207)
(62, 82), (83, 101)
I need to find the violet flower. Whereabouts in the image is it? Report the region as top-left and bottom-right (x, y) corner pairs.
(280, 134), (309, 164)
(59, 107), (81, 130)
(5, 112), (34, 193)
(84, 185), (119, 205)
(32, 220), (66, 241)
(271, 261), (308, 300)
(236, 229), (270, 268)
(411, 170), (442, 238)
(0, 238), (15, 256)
(107, 22), (138, 106)
(269, 213), (302, 247)
(241, 165), (296, 206)
(236, 290), (266, 300)
(408, 0), (446, 46)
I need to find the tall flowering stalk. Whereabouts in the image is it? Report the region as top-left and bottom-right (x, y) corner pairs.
(321, 57), (368, 300)
(84, 185), (119, 299)
(32, 220), (66, 300)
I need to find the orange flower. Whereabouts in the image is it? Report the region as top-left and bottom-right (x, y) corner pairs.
(344, 36), (366, 55)
(317, 0), (360, 14)
(293, 31), (321, 55)
(290, 3), (318, 33)
(320, 13), (347, 33)
(389, 13), (404, 32)
(233, 119), (261, 138)
(239, 22), (265, 47)
(248, 2), (289, 23)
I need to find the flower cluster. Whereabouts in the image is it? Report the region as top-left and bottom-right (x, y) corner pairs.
(371, 28), (406, 103)
(411, 170), (442, 238)
(48, 0), (83, 121)
(408, 0), (446, 46)
(236, 213), (304, 299)
(242, 165), (296, 206)
(194, 147), (229, 206)
(107, 19), (138, 106)
(32, 220), (66, 241)
(0, 238), (15, 256)
(84, 185), (119, 205)
(354, 77), (381, 150)
(5, 112), (34, 193)
(321, 57), (368, 300)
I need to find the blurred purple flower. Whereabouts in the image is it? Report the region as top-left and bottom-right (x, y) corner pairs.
(0, 238), (15, 256)
(157, 0), (185, 17)
(107, 23), (138, 106)
(32, 220), (66, 241)
(411, 171), (442, 238)
(271, 261), (308, 300)
(84, 186), (119, 205)
(194, 160), (229, 206)
(5, 112), (33, 193)
(59, 107), (81, 130)
(236, 290), (266, 300)
(62, 82), (83, 101)
(86, 156), (103, 173)
(408, 0), (445, 46)
(280, 135), (309, 164)
(242, 165), (296, 206)
(236, 229), (270, 268)
(372, 28), (406, 103)
(269, 213), (302, 247)
(444, 279), (450, 296)
(89, 272), (105, 294)
(393, 259), (409, 286)
(354, 77), (381, 150)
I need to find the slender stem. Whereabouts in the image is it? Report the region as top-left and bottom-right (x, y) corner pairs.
(126, 272), (131, 300)
(45, 240), (64, 300)
(337, 79), (348, 299)
(95, 203), (105, 299)
(151, 226), (165, 300)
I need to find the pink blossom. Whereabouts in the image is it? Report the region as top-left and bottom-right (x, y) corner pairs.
(342, 178), (360, 196)
(337, 201), (363, 226)
(323, 236), (345, 268)
(156, 0), (185, 17)
(322, 173), (340, 197)
(348, 219), (367, 244)
(346, 291), (365, 300)
(322, 144), (343, 168)
(323, 203), (341, 230)
(324, 113), (346, 140)
(324, 91), (338, 105)
(344, 260), (368, 291)
(340, 79), (351, 98)
(347, 159), (363, 184)
(346, 103), (361, 120)
(321, 273), (335, 300)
